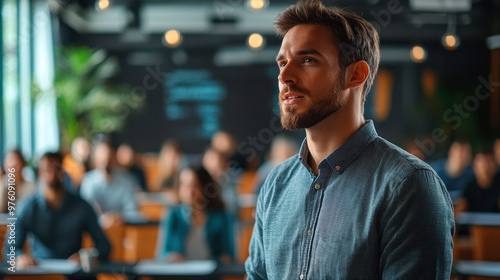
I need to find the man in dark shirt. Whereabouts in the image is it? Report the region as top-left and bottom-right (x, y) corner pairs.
(12, 152), (111, 268)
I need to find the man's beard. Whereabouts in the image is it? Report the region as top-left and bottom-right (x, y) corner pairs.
(280, 81), (346, 130)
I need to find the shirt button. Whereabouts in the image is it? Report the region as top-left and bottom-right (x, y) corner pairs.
(314, 184), (320, 190)
(307, 229), (312, 235)
(300, 274), (304, 279)
(335, 165), (341, 172)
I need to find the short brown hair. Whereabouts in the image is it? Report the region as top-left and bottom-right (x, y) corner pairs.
(275, 0), (380, 104)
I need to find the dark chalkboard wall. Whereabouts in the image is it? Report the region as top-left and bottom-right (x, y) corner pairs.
(114, 57), (304, 156)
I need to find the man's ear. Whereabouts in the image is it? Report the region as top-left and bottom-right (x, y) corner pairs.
(344, 61), (369, 90)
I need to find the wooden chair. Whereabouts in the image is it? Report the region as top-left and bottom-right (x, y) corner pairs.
(468, 225), (500, 280)
(82, 222), (125, 262)
(235, 172), (257, 265)
(123, 224), (160, 262)
(138, 204), (166, 222)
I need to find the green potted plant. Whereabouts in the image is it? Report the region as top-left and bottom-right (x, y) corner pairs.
(33, 46), (144, 149)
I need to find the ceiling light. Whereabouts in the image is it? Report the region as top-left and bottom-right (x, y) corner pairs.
(441, 14), (460, 50)
(95, 0), (111, 11)
(410, 45), (426, 63)
(248, 0), (269, 10)
(163, 30), (182, 48)
(247, 33), (265, 50)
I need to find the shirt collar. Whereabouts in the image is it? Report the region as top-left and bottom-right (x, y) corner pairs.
(299, 120), (378, 174)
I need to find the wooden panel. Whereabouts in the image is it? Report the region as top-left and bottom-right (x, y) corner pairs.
(471, 226), (500, 261)
(138, 204), (166, 222)
(238, 224), (254, 264)
(453, 236), (473, 262)
(123, 224), (159, 262)
(237, 172), (256, 195)
(470, 226), (500, 280)
(82, 223), (125, 262)
(374, 69), (394, 122)
(97, 274), (128, 280)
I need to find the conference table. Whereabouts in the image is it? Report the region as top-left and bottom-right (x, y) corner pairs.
(0, 259), (246, 280)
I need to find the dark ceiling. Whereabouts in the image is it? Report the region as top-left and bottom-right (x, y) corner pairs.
(55, 0), (500, 64)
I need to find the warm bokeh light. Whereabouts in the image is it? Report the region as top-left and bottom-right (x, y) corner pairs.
(247, 33), (264, 50)
(410, 45), (426, 63)
(442, 34), (460, 50)
(164, 30), (182, 48)
(249, 0), (266, 10)
(96, 0), (110, 11)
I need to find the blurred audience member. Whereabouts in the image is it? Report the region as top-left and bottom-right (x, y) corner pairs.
(80, 139), (139, 229)
(158, 165), (233, 263)
(63, 137), (91, 189)
(0, 150), (36, 213)
(430, 139), (474, 201)
(455, 146), (500, 213)
(117, 143), (147, 192)
(156, 140), (183, 196)
(10, 152), (110, 268)
(212, 130), (248, 170)
(203, 147), (239, 213)
(253, 136), (298, 194)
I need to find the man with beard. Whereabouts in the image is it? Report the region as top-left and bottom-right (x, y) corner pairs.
(11, 152), (111, 268)
(245, 1), (454, 279)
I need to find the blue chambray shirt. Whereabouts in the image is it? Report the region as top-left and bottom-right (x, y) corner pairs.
(245, 120), (455, 280)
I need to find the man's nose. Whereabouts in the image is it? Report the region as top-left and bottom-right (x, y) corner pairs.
(278, 63), (297, 85)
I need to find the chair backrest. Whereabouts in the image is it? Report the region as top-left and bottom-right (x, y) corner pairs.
(471, 225), (500, 261)
(82, 223), (125, 262)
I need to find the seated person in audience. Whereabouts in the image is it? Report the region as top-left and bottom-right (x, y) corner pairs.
(11, 152), (111, 268)
(156, 140), (183, 193)
(117, 143), (147, 192)
(211, 130), (248, 170)
(252, 135), (298, 195)
(80, 139), (139, 229)
(455, 146), (500, 213)
(430, 139), (475, 200)
(202, 147), (239, 214)
(158, 164), (233, 263)
(63, 136), (91, 189)
(0, 149), (36, 213)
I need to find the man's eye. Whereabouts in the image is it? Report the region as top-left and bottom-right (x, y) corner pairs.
(304, 58), (315, 63)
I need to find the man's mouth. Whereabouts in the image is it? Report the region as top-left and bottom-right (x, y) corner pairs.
(283, 93), (305, 104)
